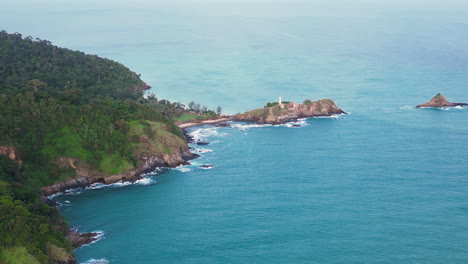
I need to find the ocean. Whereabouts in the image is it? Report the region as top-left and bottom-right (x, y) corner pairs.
(2, 1), (468, 263)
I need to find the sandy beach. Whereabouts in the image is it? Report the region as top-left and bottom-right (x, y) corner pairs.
(176, 116), (234, 129)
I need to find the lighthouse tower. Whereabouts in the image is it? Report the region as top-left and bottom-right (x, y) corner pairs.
(279, 96), (282, 105)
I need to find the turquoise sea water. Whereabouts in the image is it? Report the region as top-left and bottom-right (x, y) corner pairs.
(2, 1), (468, 263)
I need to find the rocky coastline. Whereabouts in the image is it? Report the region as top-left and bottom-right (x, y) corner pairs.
(234, 99), (346, 124)
(41, 150), (198, 197)
(39, 98), (346, 251)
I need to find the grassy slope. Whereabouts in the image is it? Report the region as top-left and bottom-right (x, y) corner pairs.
(1, 247), (41, 264)
(129, 120), (187, 156)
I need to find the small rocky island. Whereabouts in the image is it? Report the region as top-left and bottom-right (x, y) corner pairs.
(234, 98), (346, 124)
(416, 93), (467, 108)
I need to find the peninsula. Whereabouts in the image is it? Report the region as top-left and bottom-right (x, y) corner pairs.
(416, 93), (467, 108)
(0, 31), (346, 264)
(234, 98), (346, 124)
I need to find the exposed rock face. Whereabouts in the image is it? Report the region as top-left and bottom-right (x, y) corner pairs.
(41, 120), (198, 196)
(66, 230), (100, 248)
(41, 150), (196, 197)
(0, 146), (22, 164)
(234, 99), (346, 124)
(416, 93), (467, 108)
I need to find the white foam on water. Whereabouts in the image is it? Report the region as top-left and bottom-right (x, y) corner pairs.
(49, 188), (83, 199)
(400, 105), (413, 110)
(134, 177), (155, 185)
(314, 114), (342, 119)
(194, 148), (213, 154)
(141, 167), (164, 177)
(230, 123), (272, 130)
(80, 258), (109, 264)
(189, 127), (228, 142)
(86, 183), (108, 190)
(200, 165), (214, 170)
(47, 192), (64, 199)
(79, 231), (105, 248)
(176, 167), (193, 173)
(284, 118), (310, 128)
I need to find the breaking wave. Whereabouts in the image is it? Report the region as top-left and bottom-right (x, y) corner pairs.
(189, 127), (228, 142)
(80, 231), (105, 248)
(230, 123), (272, 130)
(80, 258), (109, 264)
(314, 114), (343, 119)
(176, 167), (193, 173)
(49, 177), (156, 199)
(400, 105), (413, 110)
(192, 148), (213, 154)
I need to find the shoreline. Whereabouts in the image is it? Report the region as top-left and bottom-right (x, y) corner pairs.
(176, 116), (234, 129)
(49, 114), (342, 250)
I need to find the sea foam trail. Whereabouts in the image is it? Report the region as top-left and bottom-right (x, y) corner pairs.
(193, 148), (213, 154)
(80, 258), (109, 264)
(230, 123), (272, 130)
(314, 114), (344, 119)
(189, 127), (228, 142)
(400, 105), (413, 110)
(48, 177), (156, 199)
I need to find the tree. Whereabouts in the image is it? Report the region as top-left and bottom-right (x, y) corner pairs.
(188, 101), (196, 111)
(194, 103), (201, 113)
(26, 79), (47, 92)
(216, 106), (222, 115)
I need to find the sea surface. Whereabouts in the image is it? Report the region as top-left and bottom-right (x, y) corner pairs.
(2, 1), (468, 263)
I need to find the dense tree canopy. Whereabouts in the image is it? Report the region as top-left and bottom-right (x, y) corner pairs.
(0, 30), (147, 101)
(0, 31), (189, 263)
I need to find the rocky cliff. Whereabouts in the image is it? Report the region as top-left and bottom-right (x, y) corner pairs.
(234, 99), (346, 124)
(41, 121), (197, 196)
(416, 93), (467, 108)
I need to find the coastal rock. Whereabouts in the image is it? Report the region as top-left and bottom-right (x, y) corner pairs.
(416, 93), (467, 108)
(200, 164), (214, 169)
(41, 150), (197, 197)
(216, 122), (230, 127)
(41, 121), (199, 197)
(234, 99), (346, 124)
(196, 141), (210, 145)
(65, 229), (101, 248)
(66, 230), (100, 248)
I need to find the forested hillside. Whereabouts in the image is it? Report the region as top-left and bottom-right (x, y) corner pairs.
(0, 31), (148, 100)
(0, 31), (188, 263)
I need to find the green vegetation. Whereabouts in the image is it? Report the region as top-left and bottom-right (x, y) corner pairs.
(264, 101), (290, 108)
(128, 120), (187, 157)
(0, 31), (146, 101)
(0, 30), (186, 186)
(1, 247), (41, 264)
(0, 30), (203, 263)
(0, 156), (73, 264)
(136, 94), (220, 123)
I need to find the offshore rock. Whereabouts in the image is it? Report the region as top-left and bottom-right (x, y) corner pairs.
(416, 93), (467, 108)
(234, 99), (346, 124)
